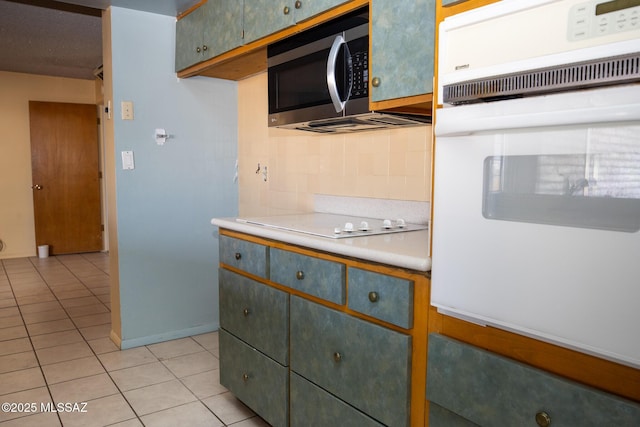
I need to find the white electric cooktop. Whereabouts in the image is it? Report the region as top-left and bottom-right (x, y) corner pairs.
(236, 213), (427, 239)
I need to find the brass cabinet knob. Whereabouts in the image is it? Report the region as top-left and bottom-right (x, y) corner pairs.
(296, 271), (304, 280)
(368, 291), (379, 303)
(295, 0), (302, 8)
(235, 252), (242, 260)
(333, 352), (342, 363)
(535, 411), (551, 427)
(202, 45), (208, 52)
(243, 307), (250, 316)
(196, 46), (201, 53)
(372, 77), (381, 87)
(242, 373), (249, 382)
(283, 6), (290, 14)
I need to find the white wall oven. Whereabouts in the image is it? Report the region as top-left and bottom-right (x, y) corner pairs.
(432, 0), (640, 368)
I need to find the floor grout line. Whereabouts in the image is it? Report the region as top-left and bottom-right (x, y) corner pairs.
(1, 253), (263, 427)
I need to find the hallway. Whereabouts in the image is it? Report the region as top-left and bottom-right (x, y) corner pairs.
(0, 253), (265, 426)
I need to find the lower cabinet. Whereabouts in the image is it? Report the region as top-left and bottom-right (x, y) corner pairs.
(426, 333), (640, 427)
(290, 372), (384, 427)
(218, 232), (425, 426)
(290, 296), (411, 427)
(219, 330), (289, 427)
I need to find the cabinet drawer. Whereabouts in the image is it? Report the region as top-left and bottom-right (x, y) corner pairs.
(219, 329), (289, 427)
(271, 248), (345, 304)
(427, 334), (640, 427)
(219, 235), (269, 279)
(219, 269), (289, 365)
(347, 267), (413, 329)
(429, 404), (479, 427)
(290, 371), (384, 427)
(290, 296), (411, 427)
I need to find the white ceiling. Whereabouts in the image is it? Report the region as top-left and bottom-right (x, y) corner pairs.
(0, 0), (200, 80)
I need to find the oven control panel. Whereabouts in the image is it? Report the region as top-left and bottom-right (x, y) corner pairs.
(569, 0), (640, 40)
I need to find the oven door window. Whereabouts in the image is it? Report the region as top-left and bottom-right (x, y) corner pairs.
(482, 125), (640, 232)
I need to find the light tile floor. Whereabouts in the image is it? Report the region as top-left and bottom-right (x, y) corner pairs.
(0, 253), (269, 427)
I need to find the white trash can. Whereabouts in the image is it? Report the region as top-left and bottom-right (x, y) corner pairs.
(38, 245), (49, 258)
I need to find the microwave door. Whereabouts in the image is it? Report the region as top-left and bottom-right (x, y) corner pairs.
(327, 35), (352, 113)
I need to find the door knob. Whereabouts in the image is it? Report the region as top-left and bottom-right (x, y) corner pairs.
(32, 184), (43, 190)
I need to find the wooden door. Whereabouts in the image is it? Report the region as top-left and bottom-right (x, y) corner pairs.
(29, 101), (102, 255)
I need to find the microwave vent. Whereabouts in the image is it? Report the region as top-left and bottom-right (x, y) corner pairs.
(443, 52), (640, 105)
(364, 114), (431, 126)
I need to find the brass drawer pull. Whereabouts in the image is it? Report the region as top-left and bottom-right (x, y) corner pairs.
(296, 271), (304, 280)
(196, 46), (201, 53)
(235, 252), (242, 260)
(372, 77), (381, 87)
(202, 45), (208, 52)
(295, 0), (302, 8)
(333, 352), (342, 363)
(242, 373), (249, 382)
(243, 307), (250, 316)
(283, 6), (290, 14)
(535, 411), (551, 427)
(368, 291), (379, 302)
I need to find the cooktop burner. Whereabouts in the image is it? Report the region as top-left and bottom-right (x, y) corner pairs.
(236, 213), (428, 239)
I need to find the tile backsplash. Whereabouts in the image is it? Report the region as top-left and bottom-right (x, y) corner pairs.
(238, 73), (432, 217)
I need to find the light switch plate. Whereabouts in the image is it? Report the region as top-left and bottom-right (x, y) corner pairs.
(121, 101), (134, 120)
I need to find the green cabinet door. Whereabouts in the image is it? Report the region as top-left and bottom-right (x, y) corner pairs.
(370, 0), (435, 102)
(201, 0), (243, 60)
(175, 5), (204, 71)
(290, 372), (385, 427)
(427, 334), (640, 427)
(244, 0), (296, 44)
(175, 0), (243, 72)
(441, 0), (468, 5)
(219, 268), (289, 365)
(294, 0), (353, 22)
(244, 0), (354, 44)
(291, 296), (412, 426)
(219, 330), (289, 427)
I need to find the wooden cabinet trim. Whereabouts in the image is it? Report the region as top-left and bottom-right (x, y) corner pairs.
(177, 0), (207, 19)
(428, 307), (640, 403)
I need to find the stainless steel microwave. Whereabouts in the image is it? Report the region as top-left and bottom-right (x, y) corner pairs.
(267, 7), (430, 134)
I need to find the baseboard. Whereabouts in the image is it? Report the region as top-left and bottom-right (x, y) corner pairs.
(119, 323), (219, 350)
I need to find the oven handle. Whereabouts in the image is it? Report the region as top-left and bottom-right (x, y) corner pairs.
(327, 35), (352, 113)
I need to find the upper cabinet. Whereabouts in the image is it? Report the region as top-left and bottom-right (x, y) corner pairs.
(243, 0), (354, 44)
(177, 0), (357, 73)
(243, 1), (296, 45)
(175, 0), (243, 71)
(176, 0), (436, 113)
(295, 0), (355, 21)
(370, 0), (435, 103)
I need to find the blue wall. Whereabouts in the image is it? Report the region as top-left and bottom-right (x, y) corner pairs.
(110, 7), (238, 348)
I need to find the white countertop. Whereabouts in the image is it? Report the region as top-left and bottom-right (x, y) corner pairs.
(211, 216), (431, 272)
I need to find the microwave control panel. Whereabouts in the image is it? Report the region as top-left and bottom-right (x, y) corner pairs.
(350, 51), (369, 99)
(569, 0), (640, 40)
